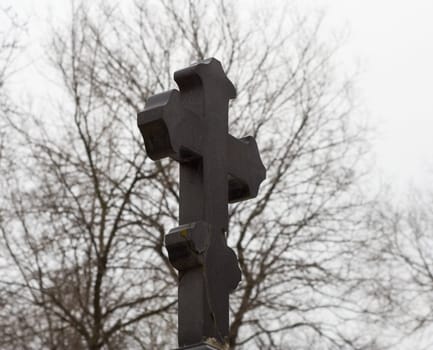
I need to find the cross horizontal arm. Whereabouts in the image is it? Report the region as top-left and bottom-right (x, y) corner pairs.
(227, 135), (266, 202)
(137, 89), (203, 162)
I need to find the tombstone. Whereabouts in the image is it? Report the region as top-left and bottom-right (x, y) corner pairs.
(137, 58), (266, 349)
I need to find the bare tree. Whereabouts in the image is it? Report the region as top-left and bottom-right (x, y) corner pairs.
(1, 1), (374, 349)
(366, 189), (433, 350)
(0, 7), (22, 158)
(0, 7), (32, 349)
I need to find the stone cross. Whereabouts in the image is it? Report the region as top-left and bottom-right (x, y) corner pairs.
(137, 58), (266, 349)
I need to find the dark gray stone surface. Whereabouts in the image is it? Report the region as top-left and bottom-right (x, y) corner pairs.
(178, 343), (220, 350)
(137, 58), (266, 348)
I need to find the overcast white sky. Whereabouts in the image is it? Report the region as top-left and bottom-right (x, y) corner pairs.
(3, 0), (433, 194)
(313, 0), (433, 192)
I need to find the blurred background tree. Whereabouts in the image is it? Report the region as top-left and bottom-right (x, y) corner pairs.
(366, 188), (433, 350)
(0, 7), (22, 161)
(0, 1), (376, 349)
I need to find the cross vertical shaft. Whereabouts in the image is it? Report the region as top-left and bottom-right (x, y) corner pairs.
(177, 72), (231, 345)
